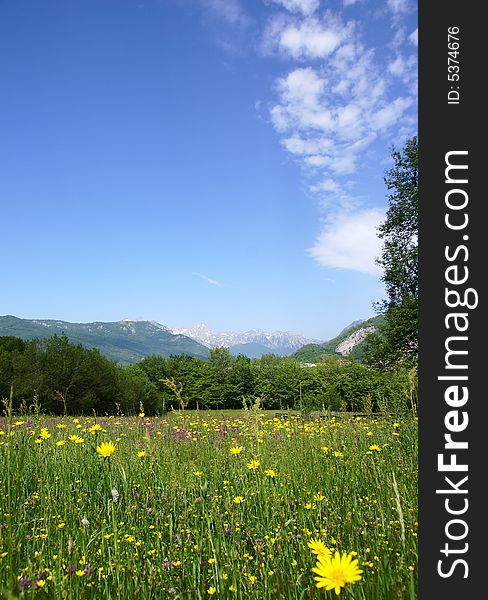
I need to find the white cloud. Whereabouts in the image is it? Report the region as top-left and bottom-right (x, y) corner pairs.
(262, 2), (416, 276)
(205, 0), (250, 27)
(264, 13), (354, 60)
(308, 209), (384, 275)
(387, 0), (411, 14)
(409, 28), (418, 46)
(271, 0), (320, 17)
(193, 273), (223, 287)
(370, 96), (412, 130)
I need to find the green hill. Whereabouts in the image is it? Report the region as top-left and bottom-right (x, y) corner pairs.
(0, 315), (209, 364)
(291, 315), (384, 363)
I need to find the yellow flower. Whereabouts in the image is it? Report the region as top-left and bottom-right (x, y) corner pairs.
(40, 428), (51, 440)
(333, 451), (343, 458)
(312, 551), (363, 594)
(56, 440), (65, 447)
(96, 442), (116, 457)
(137, 451), (146, 457)
(229, 585), (236, 592)
(230, 446), (243, 455)
(246, 459), (260, 470)
(368, 444), (382, 452)
(36, 580), (46, 588)
(307, 538), (331, 558)
(207, 586), (217, 595)
(233, 496), (245, 504)
(314, 492), (325, 502)
(264, 469), (277, 478)
(68, 435), (84, 444)
(193, 471), (203, 477)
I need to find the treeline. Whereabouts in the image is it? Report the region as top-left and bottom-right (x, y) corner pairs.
(0, 334), (416, 416)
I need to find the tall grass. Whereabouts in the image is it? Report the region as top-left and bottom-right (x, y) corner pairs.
(0, 410), (417, 599)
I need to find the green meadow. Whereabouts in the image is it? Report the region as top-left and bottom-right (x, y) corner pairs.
(0, 409), (417, 599)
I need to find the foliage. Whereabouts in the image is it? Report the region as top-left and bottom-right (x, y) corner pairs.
(365, 136), (418, 369)
(0, 335), (159, 416)
(1, 333), (416, 416)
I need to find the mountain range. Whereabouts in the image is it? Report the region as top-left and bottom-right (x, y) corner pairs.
(0, 315), (208, 364)
(170, 323), (321, 358)
(0, 315), (380, 364)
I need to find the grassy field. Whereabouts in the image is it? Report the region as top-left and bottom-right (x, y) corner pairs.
(0, 409), (417, 599)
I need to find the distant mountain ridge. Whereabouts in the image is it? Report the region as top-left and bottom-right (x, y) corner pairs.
(0, 315), (380, 364)
(291, 315), (383, 363)
(170, 323), (322, 357)
(0, 315), (209, 364)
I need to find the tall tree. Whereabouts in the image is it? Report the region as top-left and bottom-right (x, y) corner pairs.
(366, 136), (418, 368)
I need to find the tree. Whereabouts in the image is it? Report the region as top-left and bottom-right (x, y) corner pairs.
(366, 136), (418, 368)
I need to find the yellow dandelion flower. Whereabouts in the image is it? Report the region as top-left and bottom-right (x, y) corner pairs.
(193, 471), (203, 477)
(264, 469), (277, 478)
(333, 451), (343, 458)
(312, 551), (363, 594)
(314, 492), (326, 502)
(137, 451), (146, 457)
(40, 428), (51, 440)
(233, 496), (245, 505)
(69, 435), (84, 444)
(230, 446), (243, 455)
(246, 459), (260, 470)
(96, 442), (116, 457)
(56, 440), (66, 447)
(368, 444), (382, 452)
(308, 538), (331, 558)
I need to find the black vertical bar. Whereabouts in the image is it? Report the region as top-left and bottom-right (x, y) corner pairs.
(419, 2), (483, 598)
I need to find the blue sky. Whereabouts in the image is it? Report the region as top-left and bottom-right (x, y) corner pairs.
(0, 0), (417, 341)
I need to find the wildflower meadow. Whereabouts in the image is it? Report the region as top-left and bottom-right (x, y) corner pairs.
(0, 406), (417, 599)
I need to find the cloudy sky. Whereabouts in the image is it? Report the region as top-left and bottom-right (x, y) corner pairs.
(0, 0), (417, 340)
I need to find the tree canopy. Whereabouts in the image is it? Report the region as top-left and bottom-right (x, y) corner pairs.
(365, 136), (418, 369)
